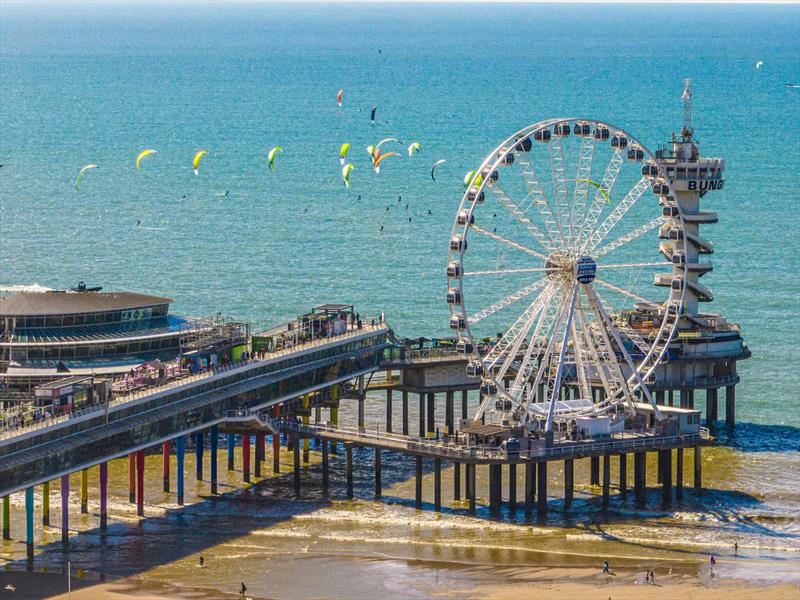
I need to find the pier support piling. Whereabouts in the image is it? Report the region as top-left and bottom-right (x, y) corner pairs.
(25, 487), (34, 561)
(42, 482), (50, 527)
(195, 432), (203, 481)
(136, 450), (145, 517)
(676, 448), (684, 501)
(60, 475), (69, 546)
(386, 390), (393, 433)
(525, 463), (535, 516)
(227, 434), (235, 471)
(462, 390), (469, 420)
(634, 451), (646, 508)
(619, 454), (627, 499)
(402, 390), (409, 436)
(243, 434), (251, 483)
(210, 425), (219, 494)
(489, 464), (502, 514)
(726, 385), (736, 427)
(321, 441), (330, 493)
(434, 458), (442, 512)
(508, 464), (517, 513)
(467, 464), (476, 515)
(602, 454), (611, 506)
(3, 496), (9, 539)
(536, 462), (547, 518)
(590, 456), (600, 486)
(162, 441), (171, 492)
(255, 432), (264, 477)
(415, 456), (423, 509)
(445, 391), (454, 435)
(99, 463), (108, 529)
(418, 393), (425, 438)
(657, 449), (664, 485)
(293, 437), (301, 496)
(274, 406), (282, 472)
(706, 388), (718, 424)
(80, 469), (88, 514)
(374, 448), (382, 499)
(426, 392), (435, 436)
(454, 462), (461, 501)
(176, 436), (185, 506)
(564, 459), (574, 510)
(661, 449), (673, 507)
(694, 446), (702, 492)
(128, 453), (135, 503)
(346, 443), (354, 499)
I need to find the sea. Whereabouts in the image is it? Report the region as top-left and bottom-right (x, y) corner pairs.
(0, 2), (799, 598)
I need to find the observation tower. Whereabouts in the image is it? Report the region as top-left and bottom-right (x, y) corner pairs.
(648, 79), (750, 423)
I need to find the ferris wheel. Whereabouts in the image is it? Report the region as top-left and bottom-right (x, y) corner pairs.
(446, 118), (687, 432)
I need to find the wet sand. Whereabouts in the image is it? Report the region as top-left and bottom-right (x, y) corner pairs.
(445, 567), (800, 600)
(2, 564), (797, 600)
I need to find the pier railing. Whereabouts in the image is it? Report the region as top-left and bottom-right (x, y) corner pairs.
(0, 322), (387, 443)
(269, 418), (710, 462)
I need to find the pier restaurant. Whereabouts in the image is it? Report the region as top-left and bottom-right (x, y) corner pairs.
(0, 289), (208, 392)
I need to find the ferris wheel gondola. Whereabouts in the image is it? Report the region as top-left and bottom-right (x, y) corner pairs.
(447, 118), (687, 433)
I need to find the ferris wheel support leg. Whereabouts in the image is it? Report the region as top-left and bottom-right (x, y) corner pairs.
(545, 285), (579, 433)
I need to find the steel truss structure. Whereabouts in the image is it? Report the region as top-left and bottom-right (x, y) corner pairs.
(447, 119), (688, 432)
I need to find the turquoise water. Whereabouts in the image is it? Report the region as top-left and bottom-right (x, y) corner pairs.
(0, 3), (799, 595)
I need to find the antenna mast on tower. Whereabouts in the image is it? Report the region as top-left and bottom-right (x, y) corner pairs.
(682, 78), (693, 140)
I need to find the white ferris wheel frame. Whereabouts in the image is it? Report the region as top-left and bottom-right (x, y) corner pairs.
(446, 118), (688, 431)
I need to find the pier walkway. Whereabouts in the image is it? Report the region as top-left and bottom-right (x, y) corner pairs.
(0, 323), (389, 496)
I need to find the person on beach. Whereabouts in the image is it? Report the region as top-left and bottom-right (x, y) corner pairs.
(603, 560), (609, 574)
(734, 542), (738, 555)
(199, 555), (204, 567)
(710, 554), (716, 576)
(240, 582), (247, 597)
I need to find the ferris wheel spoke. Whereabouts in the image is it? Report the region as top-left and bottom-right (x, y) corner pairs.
(592, 216), (668, 258)
(475, 284), (560, 419)
(520, 290), (570, 418)
(576, 150), (624, 249)
(569, 135), (596, 231)
(544, 283), (579, 432)
(597, 261), (671, 270)
(464, 267), (554, 277)
(570, 295), (592, 401)
(585, 285), (660, 417)
(513, 152), (566, 250)
(547, 136), (573, 248)
(579, 286), (636, 410)
(487, 182), (557, 253)
(467, 278), (549, 325)
(593, 277), (651, 305)
(507, 289), (563, 402)
(591, 285), (653, 357)
(482, 282), (557, 371)
(583, 176), (651, 253)
(470, 225), (549, 261)
(575, 298), (616, 403)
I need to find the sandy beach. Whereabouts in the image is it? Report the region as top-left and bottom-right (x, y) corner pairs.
(1, 564), (797, 600)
